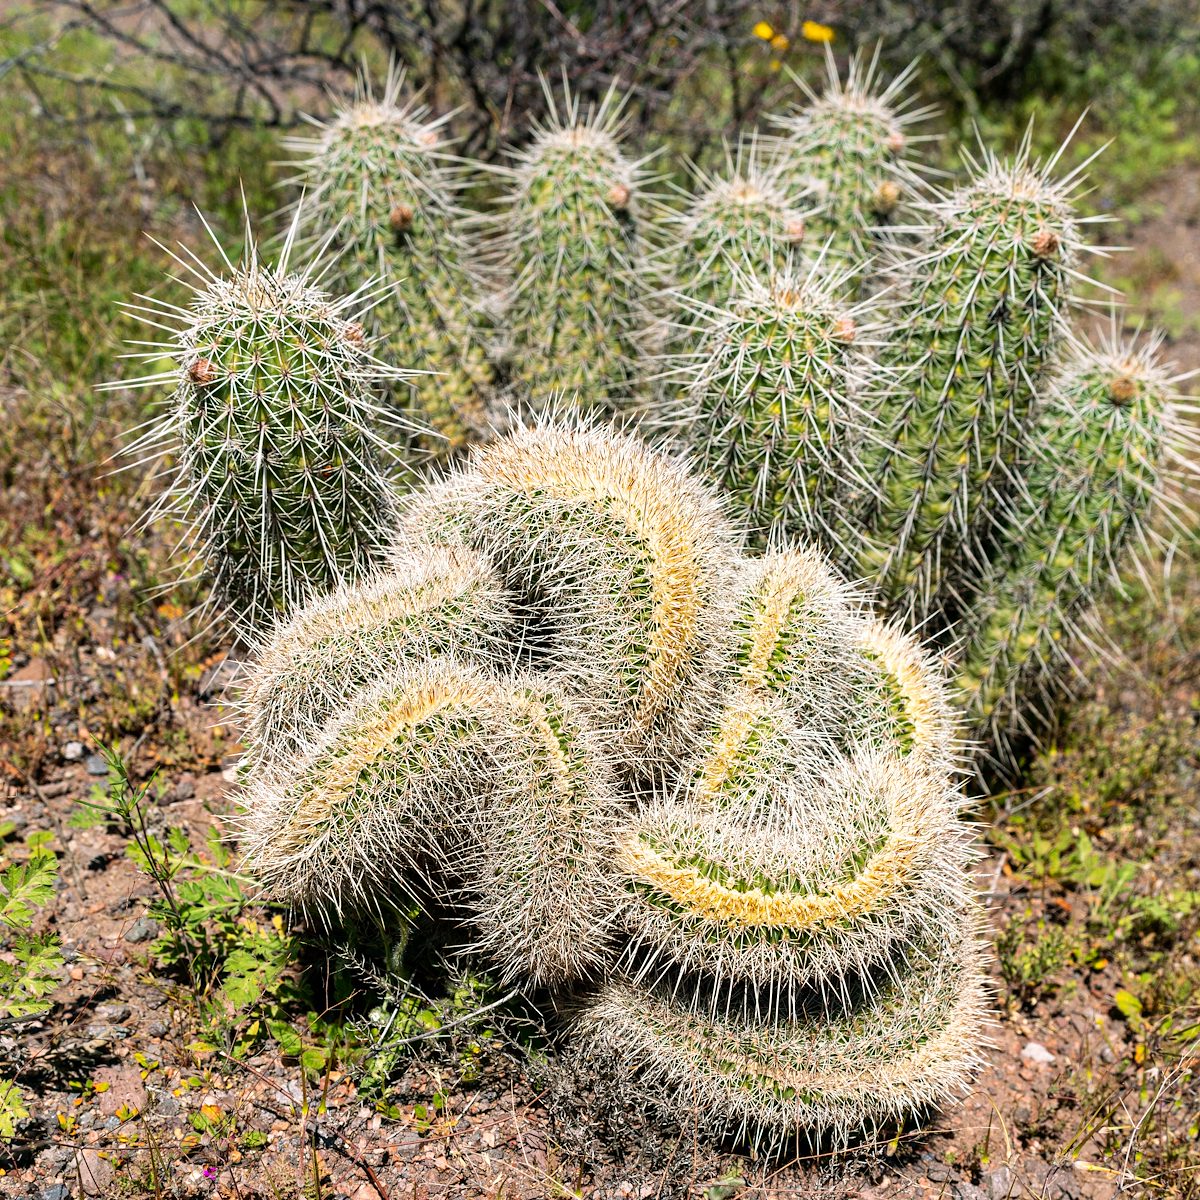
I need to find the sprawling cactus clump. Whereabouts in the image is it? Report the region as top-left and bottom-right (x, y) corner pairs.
(493, 85), (651, 415)
(957, 331), (1191, 749)
(221, 422), (985, 1148)
(116, 224), (402, 638)
(669, 266), (877, 557)
(770, 50), (932, 266)
(853, 139), (1086, 624)
(282, 66), (495, 457)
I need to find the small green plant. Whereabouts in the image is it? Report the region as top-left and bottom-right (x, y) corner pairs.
(87, 746), (307, 1059)
(0, 831), (64, 1139)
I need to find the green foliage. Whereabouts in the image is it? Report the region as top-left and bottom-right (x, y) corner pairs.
(0, 832), (64, 1139)
(87, 747), (305, 1060)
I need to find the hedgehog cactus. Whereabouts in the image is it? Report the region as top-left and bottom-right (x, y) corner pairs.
(662, 143), (809, 318)
(239, 657), (624, 987)
(669, 265), (877, 558)
(957, 330), (1191, 750)
(853, 138), (1086, 624)
(770, 50), (932, 267)
(116, 221), (403, 638)
(493, 85), (651, 414)
(282, 65), (495, 456)
(573, 906), (987, 1149)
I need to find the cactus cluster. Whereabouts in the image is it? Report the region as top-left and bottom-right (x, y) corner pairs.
(118, 50), (1195, 1163)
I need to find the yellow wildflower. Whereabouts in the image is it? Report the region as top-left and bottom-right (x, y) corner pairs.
(802, 19), (835, 42)
(770, 32), (790, 51)
(752, 20), (775, 41)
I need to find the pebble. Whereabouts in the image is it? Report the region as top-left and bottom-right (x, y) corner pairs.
(85, 1024), (129, 1041)
(85, 754), (109, 777)
(955, 1185), (987, 1200)
(124, 916), (159, 944)
(63, 741), (84, 761)
(1021, 1041), (1056, 1065)
(97, 1002), (132, 1023)
(927, 1161), (956, 1182)
(987, 1164), (1015, 1200)
(41, 1188), (71, 1200)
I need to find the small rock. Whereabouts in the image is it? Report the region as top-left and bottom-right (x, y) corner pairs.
(928, 1161), (956, 1182)
(41, 1188), (71, 1200)
(97, 1002), (131, 1023)
(85, 1024), (129, 1041)
(987, 1164), (1015, 1200)
(1021, 1041), (1056, 1065)
(955, 1186), (987, 1200)
(85, 754), (109, 777)
(147, 1021), (169, 1038)
(78, 1147), (114, 1196)
(63, 741), (84, 761)
(124, 916), (159, 944)
(171, 776), (196, 801)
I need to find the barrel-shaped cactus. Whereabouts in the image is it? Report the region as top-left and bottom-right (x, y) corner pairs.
(117, 225), (403, 638)
(770, 50), (933, 269)
(281, 66), (495, 456)
(668, 267), (877, 557)
(492, 85), (652, 415)
(957, 330), (1190, 750)
(225, 421), (984, 1148)
(854, 139), (1085, 624)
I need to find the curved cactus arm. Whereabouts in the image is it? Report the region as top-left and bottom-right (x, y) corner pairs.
(402, 420), (744, 766)
(487, 80), (656, 416)
(236, 545), (514, 782)
(616, 743), (971, 1012)
(238, 657), (623, 987)
(571, 904), (989, 1151)
(111, 215), (407, 639)
(280, 61), (496, 457)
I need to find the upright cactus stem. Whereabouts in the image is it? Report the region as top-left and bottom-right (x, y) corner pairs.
(114, 220), (403, 639)
(669, 265), (878, 558)
(493, 84), (653, 415)
(770, 50), (933, 269)
(957, 330), (1193, 752)
(662, 144), (809, 319)
(282, 65), (495, 457)
(854, 138), (1088, 625)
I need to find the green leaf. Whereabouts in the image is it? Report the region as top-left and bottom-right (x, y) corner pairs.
(0, 848), (58, 930)
(0, 1079), (29, 1140)
(0, 934), (63, 1019)
(1114, 988), (1143, 1020)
